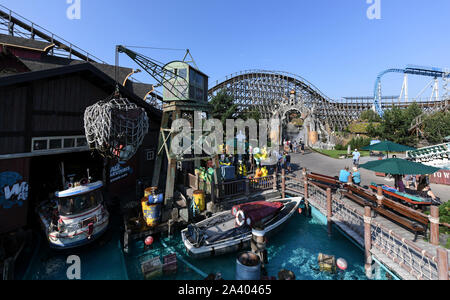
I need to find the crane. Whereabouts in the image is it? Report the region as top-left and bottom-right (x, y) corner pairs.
(115, 45), (190, 101)
(115, 45), (217, 220)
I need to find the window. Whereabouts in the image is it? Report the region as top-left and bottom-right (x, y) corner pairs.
(178, 68), (187, 79)
(49, 139), (62, 149)
(32, 136), (88, 153)
(33, 140), (48, 151)
(76, 137), (87, 147)
(64, 138), (75, 148)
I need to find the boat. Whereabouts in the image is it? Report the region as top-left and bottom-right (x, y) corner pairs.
(181, 197), (302, 259)
(369, 182), (432, 206)
(37, 180), (109, 249)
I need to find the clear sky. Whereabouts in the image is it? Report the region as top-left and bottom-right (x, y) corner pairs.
(1, 0), (449, 99)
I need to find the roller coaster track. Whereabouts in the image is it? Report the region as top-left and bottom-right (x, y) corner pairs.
(209, 70), (450, 131)
(0, 4), (106, 63)
(409, 99), (450, 136)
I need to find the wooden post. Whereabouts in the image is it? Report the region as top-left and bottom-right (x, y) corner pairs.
(303, 168), (310, 216)
(211, 180), (216, 204)
(163, 158), (176, 222)
(437, 248), (449, 280)
(364, 206), (373, 278)
(326, 188), (332, 236)
(430, 206), (440, 246)
(376, 186), (384, 208)
(245, 177), (250, 196)
(196, 174), (200, 191)
(303, 168), (308, 198)
(273, 172), (277, 191)
(281, 168), (286, 198)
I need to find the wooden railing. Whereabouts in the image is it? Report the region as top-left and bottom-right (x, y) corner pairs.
(283, 172), (449, 281)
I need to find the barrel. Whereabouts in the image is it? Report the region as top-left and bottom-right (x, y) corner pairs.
(235, 252), (261, 280)
(141, 200), (161, 228)
(193, 190), (206, 212)
(144, 187), (158, 198)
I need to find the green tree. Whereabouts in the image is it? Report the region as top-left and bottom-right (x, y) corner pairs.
(209, 90), (237, 125)
(423, 111), (450, 144)
(366, 102), (422, 146)
(360, 109), (381, 122)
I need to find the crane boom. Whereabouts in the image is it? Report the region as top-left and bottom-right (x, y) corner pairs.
(116, 45), (189, 101)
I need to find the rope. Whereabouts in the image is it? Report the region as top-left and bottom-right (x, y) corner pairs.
(84, 98), (149, 161)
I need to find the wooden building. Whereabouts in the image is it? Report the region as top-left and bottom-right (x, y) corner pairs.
(0, 33), (163, 235)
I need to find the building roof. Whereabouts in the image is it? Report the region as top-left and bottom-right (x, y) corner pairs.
(0, 62), (162, 119)
(0, 33), (54, 52)
(0, 50), (159, 102)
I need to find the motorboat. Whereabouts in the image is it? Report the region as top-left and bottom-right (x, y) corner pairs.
(181, 197), (302, 258)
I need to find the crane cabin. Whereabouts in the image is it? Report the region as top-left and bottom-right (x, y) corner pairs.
(162, 61), (209, 104)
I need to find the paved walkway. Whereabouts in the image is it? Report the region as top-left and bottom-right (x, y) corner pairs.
(289, 150), (449, 203)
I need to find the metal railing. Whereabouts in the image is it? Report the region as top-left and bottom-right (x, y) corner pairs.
(0, 4), (107, 64)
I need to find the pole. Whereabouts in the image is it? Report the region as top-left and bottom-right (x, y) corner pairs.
(430, 206), (440, 246)
(364, 206), (373, 278)
(376, 186), (384, 208)
(437, 248), (449, 280)
(326, 188), (332, 236)
(303, 168), (310, 217)
(281, 168), (286, 199)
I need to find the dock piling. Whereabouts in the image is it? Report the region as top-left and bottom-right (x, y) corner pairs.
(281, 168), (286, 198)
(326, 188), (332, 236)
(364, 206), (373, 279)
(430, 206), (440, 246)
(437, 247), (449, 280)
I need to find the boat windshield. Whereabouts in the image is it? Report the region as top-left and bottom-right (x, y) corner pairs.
(58, 190), (103, 216)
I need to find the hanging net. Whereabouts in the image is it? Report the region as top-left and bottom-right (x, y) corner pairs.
(84, 97), (149, 162)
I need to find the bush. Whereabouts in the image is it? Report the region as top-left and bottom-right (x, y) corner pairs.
(334, 144), (346, 151)
(347, 136), (371, 150)
(439, 201), (450, 235)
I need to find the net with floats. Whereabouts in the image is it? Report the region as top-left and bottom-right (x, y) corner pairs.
(84, 97), (149, 162)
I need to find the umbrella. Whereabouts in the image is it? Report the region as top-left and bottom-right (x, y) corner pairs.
(362, 140), (416, 158)
(359, 158), (440, 175)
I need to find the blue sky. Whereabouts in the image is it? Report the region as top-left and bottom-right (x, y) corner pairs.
(1, 0), (449, 99)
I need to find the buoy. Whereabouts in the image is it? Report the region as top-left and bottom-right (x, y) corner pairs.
(145, 236), (154, 246)
(236, 210), (246, 227)
(337, 258), (348, 271)
(298, 208), (302, 214)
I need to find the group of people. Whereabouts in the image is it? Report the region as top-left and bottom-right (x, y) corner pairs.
(395, 174), (438, 202)
(283, 139), (305, 155)
(339, 166), (361, 185)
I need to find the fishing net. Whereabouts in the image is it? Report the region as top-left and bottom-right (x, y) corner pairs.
(84, 97), (149, 162)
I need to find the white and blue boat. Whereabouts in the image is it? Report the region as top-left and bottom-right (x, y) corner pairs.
(37, 181), (109, 249)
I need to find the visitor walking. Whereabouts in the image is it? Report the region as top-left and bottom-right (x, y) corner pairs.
(352, 149), (361, 166)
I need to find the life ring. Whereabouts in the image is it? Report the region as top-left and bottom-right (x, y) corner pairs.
(236, 210), (246, 227)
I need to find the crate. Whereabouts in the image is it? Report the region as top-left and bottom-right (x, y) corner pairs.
(141, 256), (163, 280)
(163, 253), (177, 275)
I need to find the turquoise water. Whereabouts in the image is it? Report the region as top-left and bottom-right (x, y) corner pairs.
(24, 207), (389, 280)
(22, 215), (128, 280)
(124, 207), (387, 280)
